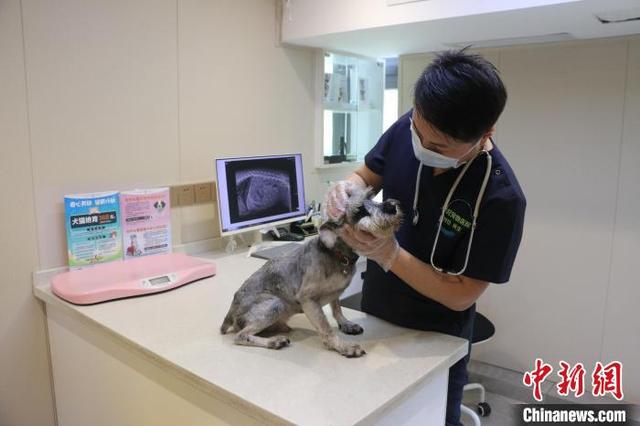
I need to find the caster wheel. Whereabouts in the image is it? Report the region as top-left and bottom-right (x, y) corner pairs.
(477, 402), (491, 417)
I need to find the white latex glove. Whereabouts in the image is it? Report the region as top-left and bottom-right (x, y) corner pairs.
(324, 179), (363, 221)
(338, 226), (400, 272)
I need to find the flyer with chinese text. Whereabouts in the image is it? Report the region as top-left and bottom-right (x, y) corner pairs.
(64, 191), (123, 269)
(120, 188), (171, 258)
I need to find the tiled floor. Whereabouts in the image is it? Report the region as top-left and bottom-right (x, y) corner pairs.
(462, 360), (640, 425)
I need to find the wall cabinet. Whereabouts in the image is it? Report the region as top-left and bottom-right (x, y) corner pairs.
(317, 51), (383, 167)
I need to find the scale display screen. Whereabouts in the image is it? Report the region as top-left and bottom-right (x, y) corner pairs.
(149, 276), (171, 286)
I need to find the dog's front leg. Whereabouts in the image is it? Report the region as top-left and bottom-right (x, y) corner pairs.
(330, 300), (364, 335)
(301, 300), (365, 358)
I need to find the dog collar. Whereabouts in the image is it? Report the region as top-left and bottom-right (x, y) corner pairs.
(318, 239), (359, 275)
(333, 250), (359, 275)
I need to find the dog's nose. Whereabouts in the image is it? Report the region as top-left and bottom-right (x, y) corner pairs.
(382, 201), (397, 215)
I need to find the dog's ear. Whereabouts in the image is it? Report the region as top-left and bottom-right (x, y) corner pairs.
(318, 220), (342, 248)
(319, 220), (343, 232)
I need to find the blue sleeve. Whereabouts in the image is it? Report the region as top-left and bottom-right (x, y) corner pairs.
(365, 113), (409, 176)
(364, 128), (392, 176)
(461, 195), (526, 284)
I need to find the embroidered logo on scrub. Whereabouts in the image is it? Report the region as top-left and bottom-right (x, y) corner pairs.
(440, 199), (472, 238)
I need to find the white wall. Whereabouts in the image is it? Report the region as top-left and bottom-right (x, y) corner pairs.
(0, 0), (56, 424)
(399, 36), (640, 403)
(17, 0), (338, 271)
(601, 39), (640, 406)
(22, 0), (182, 270)
(1, 1), (338, 424)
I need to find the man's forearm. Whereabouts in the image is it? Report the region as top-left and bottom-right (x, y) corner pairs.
(388, 248), (487, 311)
(351, 165), (382, 192)
(347, 172), (366, 187)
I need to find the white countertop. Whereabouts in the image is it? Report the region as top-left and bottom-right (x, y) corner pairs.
(34, 249), (468, 426)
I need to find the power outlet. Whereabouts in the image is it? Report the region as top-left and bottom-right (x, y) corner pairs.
(195, 182), (212, 203)
(169, 181), (216, 206)
(177, 185), (195, 206)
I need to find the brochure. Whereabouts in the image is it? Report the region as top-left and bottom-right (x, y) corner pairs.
(64, 191), (123, 268)
(120, 188), (171, 258)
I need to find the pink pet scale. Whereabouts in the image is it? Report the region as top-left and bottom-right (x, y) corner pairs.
(52, 253), (216, 305)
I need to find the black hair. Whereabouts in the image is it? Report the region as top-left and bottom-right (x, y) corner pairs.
(413, 48), (507, 143)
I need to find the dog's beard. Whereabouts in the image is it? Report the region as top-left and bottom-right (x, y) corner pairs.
(354, 212), (402, 237)
(339, 186), (403, 237)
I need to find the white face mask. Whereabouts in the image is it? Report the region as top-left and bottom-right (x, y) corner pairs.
(410, 118), (480, 169)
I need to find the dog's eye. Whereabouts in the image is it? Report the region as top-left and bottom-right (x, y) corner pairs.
(353, 205), (370, 221)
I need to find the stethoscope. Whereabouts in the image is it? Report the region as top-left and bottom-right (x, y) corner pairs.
(412, 147), (493, 276)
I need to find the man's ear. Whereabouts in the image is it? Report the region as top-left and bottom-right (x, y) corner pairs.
(485, 126), (496, 140)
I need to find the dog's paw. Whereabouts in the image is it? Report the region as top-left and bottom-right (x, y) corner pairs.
(337, 342), (366, 358)
(268, 335), (291, 350)
(338, 321), (364, 335)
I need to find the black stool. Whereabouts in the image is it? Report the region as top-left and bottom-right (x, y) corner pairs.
(462, 312), (495, 425)
(339, 291), (362, 311)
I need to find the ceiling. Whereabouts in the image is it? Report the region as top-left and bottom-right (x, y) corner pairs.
(282, 0), (640, 58)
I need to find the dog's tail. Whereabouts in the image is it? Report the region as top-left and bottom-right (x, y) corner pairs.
(220, 307), (235, 334)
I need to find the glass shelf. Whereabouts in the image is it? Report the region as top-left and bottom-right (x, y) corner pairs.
(321, 52), (383, 166)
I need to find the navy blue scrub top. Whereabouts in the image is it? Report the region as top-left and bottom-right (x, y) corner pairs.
(361, 110), (526, 341)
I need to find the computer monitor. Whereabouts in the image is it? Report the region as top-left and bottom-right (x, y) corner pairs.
(215, 154), (306, 236)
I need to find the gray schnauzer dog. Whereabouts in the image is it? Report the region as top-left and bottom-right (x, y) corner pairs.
(220, 187), (402, 358)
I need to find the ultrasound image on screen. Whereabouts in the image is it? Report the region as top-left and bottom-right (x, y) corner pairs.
(225, 157), (299, 223)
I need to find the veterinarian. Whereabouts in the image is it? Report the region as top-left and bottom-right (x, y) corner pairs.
(325, 49), (526, 426)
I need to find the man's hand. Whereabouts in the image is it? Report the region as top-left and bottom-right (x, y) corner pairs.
(338, 226), (400, 272)
(324, 180), (362, 221)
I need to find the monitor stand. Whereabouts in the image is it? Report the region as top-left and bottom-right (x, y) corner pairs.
(260, 226), (281, 239)
(260, 226), (303, 242)
(224, 235), (238, 254)
(224, 233), (250, 254)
